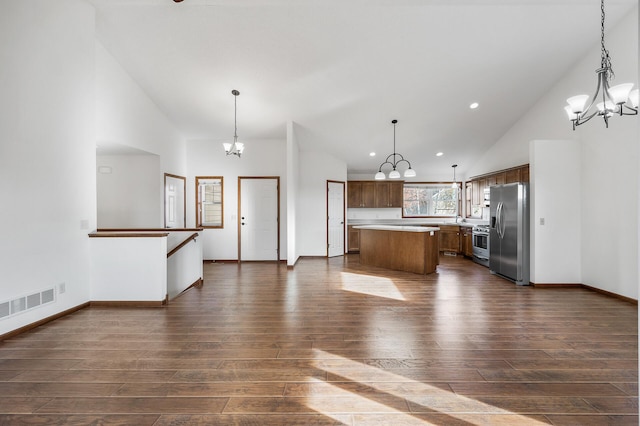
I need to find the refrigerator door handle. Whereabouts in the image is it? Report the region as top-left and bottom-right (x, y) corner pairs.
(499, 201), (506, 239)
(496, 202), (503, 239)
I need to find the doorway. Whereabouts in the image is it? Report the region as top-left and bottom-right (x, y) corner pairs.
(238, 177), (280, 261)
(327, 180), (345, 257)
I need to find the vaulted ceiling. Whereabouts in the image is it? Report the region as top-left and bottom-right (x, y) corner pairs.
(89, 0), (637, 178)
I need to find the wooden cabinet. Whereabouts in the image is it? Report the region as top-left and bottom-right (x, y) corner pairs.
(348, 181), (403, 208)
(347, 181), (376, 208)
(438, 225), (461, 253)
(347, 226), (360, 252)
(461, 226), (473, 257)
(466, 164), (529, 217)
(359, 227), (439, 275)
(471, 179), (486, 206)
(521, 165), (529, 183)
(505, 168), (521, 183)
(375, 181), (403, 208)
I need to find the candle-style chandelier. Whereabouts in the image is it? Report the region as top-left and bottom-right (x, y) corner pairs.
(223, 90), (245, 157)
(564, 0), (638, 130)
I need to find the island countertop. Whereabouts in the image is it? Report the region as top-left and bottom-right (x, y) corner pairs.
(353, 225), (440, 232)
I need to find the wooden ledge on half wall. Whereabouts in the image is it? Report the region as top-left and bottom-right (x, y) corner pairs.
(89, 228), (203, 238)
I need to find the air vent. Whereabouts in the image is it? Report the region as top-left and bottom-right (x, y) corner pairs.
(0, 288), (56, 320)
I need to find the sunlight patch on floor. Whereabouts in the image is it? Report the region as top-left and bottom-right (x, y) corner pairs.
(340, 272), (406, 301)
(302, 377), (427, 423)
(308, 349), (549, 424)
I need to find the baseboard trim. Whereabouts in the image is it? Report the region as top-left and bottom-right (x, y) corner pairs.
(533, 282), (637, 304)
(582, 284), (638, 305)
(89, 300), (165, 308)
(532, 283), (582, 288)
(0, 302), (90, 341)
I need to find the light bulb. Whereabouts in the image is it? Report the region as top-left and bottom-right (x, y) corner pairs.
(564, 105), (577, 120)
(609, 83), (634, 105)
(629, 89), (639, 108)
(566, 95), (589, 114)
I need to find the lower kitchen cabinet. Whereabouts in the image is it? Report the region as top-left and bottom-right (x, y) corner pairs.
(462, 226), (473, 257)
(438, 225), (461, 253)
(347, 226), (360, 252)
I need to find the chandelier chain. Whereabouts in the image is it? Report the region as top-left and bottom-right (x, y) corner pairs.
(234, 92), (238, 140)
(600, 0), (614, 79)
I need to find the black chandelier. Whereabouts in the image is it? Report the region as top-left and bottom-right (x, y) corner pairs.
(374, 120), (416, 180)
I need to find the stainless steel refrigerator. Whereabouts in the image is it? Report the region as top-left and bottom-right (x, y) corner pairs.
(489, 183), (529, 285)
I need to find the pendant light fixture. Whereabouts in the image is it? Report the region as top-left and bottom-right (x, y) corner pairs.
(374, 119), (416, 180)
(564, 0), (638, 130)
(451, 164), (458, 188)
(223, 90), (245, 157)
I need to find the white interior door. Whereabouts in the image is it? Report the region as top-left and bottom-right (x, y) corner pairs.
(240, 178), (279, 261)
(165, 174), (185, 228)
(327, 181), (345, 257)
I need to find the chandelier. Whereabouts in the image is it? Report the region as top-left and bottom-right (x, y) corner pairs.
(374, 120), (416, 180)
(223, 90), (245, 157)
(564, 0), (638, 130)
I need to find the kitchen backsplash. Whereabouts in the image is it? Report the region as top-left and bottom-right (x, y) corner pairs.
(347, 207), (490, 225)
(347, 208), (403, 220)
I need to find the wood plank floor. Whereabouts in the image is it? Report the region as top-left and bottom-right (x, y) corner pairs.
(0, 255), (637, 425)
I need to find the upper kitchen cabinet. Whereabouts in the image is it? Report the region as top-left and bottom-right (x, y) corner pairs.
(348, 181), (403, 208)
(505, 168), (521, 183)
(347, 181), (376, 208)
(375, 181), (403, 208)
(466, 164), (529, 218)
(471, 179), (486, 206)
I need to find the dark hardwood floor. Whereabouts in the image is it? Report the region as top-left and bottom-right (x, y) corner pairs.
(0, 255), (637, 425)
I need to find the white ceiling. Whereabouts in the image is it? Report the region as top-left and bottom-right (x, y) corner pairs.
(89, 0), (637, 178)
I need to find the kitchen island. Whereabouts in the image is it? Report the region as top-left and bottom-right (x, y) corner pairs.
(354, 225), (440, 275)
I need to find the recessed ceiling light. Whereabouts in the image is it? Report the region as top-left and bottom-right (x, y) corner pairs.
(436, 152), (444, 157)
(469, 102), (479, 109)
(369, 152), (376, 157)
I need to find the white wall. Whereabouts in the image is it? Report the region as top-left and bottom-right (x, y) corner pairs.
(0, 0), (96, 334)
(186, 138), (288, 260)
(469, 7), (638, 298)
(298, 151), (348, 256)
(95, 41), (186, 206)
(96, 154), (162, 228)
(529, 140), (581, 284)
(90, 236), (167, 302)
(286, 121), (300, 266)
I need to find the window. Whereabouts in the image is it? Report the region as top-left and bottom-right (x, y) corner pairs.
(196, 176), (223, 228)
(403, 183), (460, 217)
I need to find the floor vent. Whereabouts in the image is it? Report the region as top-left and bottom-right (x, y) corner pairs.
(0, 288), (56, 320)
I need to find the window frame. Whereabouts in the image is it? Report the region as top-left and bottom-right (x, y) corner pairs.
(402, 181), (462, 218)
(195, 176), (224, 228)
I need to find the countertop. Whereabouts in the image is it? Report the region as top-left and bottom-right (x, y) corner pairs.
(353, 225), (440, 233)
(347, 219), (485, 228)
